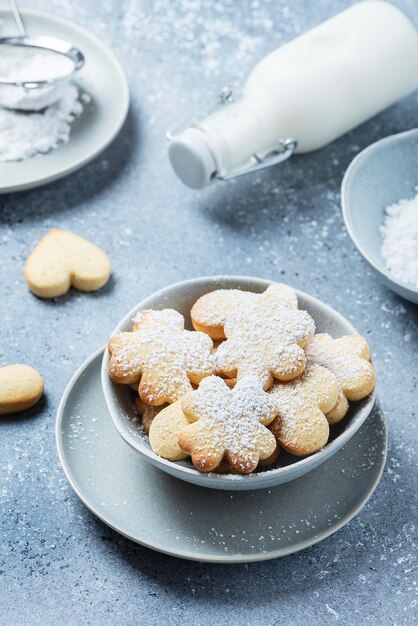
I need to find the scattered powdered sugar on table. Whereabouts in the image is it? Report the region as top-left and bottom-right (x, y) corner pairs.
(120, 0), (264, 77)
(0, 83), (83, 162)
(380, 191), (418, 289)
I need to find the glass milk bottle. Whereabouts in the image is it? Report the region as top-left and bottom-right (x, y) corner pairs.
(168, 0), (418, 189)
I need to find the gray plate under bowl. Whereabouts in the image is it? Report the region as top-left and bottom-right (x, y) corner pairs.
(342, 128), (418, 304)
(56, 347), (387, 562)
(101, 276), (376, 490)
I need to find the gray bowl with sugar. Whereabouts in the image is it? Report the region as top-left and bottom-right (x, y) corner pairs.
(342, 128), (418, 305)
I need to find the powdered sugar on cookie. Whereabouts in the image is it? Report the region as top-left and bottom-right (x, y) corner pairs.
(191, 289), (256, 339)
(305, 333), (375, 402)
(108, 309), (214, 405)
(179, 375), (278, 473)
(214, 287), (315, 387)
(106, 285), (376, 474)
(191, 283), (298, 339)
(269, 365), (337, 456)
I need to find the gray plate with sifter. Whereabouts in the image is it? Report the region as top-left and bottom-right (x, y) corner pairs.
(0, 8), (129, 192)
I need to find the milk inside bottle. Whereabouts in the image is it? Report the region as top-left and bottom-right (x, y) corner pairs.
(168, 0), (418, 189)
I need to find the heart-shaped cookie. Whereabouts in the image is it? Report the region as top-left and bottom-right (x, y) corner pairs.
(25, 228), (111, 299)
(0, 364), (44, 415)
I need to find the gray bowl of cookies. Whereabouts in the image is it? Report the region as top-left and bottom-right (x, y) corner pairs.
(101, 276), (376, 490)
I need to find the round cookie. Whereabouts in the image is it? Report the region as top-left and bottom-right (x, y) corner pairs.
(134, 396), (167, 434)
(0, 364), (44, 415)
(326, 391), (349, 424)
(148, 401), (189, 461)
(257, 445), (280, 467)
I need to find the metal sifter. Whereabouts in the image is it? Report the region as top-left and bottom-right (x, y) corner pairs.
(0, 0), (84, 110)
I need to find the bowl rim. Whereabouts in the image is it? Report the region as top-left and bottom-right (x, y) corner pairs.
(101, 275), (376, 485)
(341, 128), (418, 297)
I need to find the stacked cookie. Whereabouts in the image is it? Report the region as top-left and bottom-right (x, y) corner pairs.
(107, 284), (375, 475)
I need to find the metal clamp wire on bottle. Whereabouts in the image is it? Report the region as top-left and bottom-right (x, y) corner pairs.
(166, 86), (297, 181)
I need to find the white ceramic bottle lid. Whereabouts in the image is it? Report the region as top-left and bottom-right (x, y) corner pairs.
(168, 128), (216, 189)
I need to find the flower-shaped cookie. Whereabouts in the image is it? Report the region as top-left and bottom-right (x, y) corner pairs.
(269, 364), (339, 456)
(178, 375), (278, 473)
(305, 333), (375, 423)
(191, 283), (298, 339)
(108, 309), (214, 405)
(214, 287), (315, 387)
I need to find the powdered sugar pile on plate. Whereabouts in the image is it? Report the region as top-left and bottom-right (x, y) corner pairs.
(0, 83), (83, 162)
(380, 192), (418, 289)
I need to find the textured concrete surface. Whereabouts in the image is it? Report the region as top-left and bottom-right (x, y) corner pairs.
(1, 1), (417, 624)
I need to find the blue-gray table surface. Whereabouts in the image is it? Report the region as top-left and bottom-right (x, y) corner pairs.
(1, 1), (417, 624)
